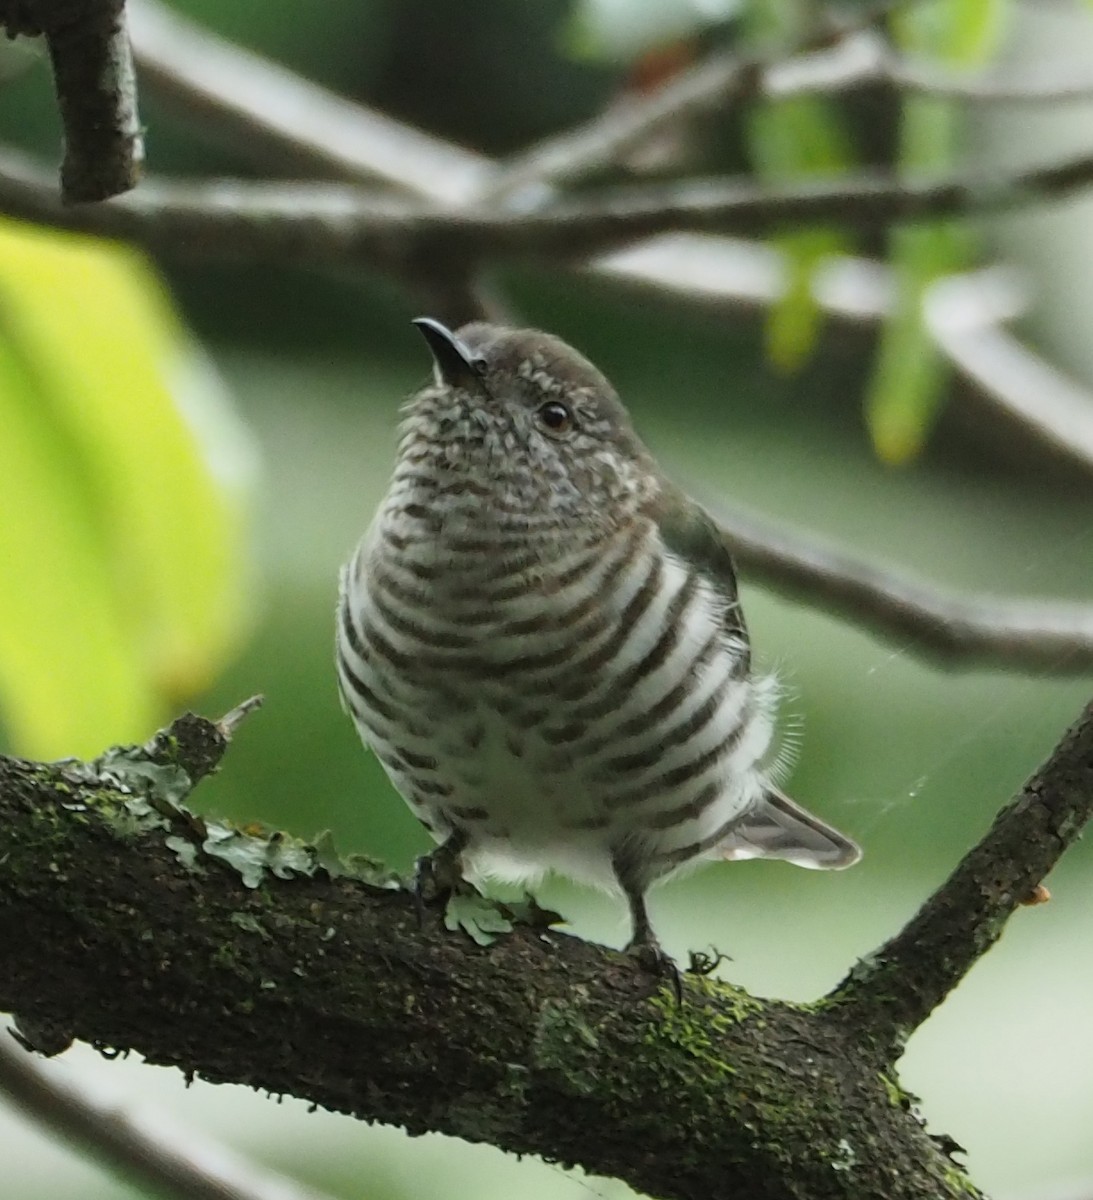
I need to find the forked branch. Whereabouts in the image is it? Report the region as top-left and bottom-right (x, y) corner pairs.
(1, 701), (1090, 1200)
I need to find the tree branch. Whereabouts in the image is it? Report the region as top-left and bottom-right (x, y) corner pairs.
(0, 1036), (338, 1200)
(483, 1), (899, 201)
(924, 274), (1093, 476)
(126, 0), (487, 202)
(1, 0), (143, 201)
(717, 503), (1093, 672)
(4, 141), (1090, 670)
(8, 145), (1093, 268)
(768, 28), (1093, 107)
(2, 702), (1090, 1199)
(1, 3), (1086, 682)
(600, 242), (1093, 482)
(121, 0), (1093, 484)
(829, 699), (1093, 1055)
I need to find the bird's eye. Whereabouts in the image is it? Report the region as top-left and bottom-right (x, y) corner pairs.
(537, 400), (574, 433)
(471, 357), (488, 376)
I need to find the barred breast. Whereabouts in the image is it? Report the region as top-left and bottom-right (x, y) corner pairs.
(335, 472), (774, 895)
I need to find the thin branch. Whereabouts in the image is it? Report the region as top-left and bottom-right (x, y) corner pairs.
(6, 0), (1087, 677)
(829, 699), (1093, 1053)
(924, 274), (1093, 475)
(769, 28), (1093, 106)
(127, 0), (498, 321)
(486, 9), (1093, 203)
(122, 0), (1093, 482)
(599, 241), (1093, 483)
(3, 144), (1090, 669)
(9, 148), (1093, 267)
(1, 0), (143, 201)
(716, 503), (1093, 672)
(0, 1037), (337, 1200)
(483, 1), (900, 202)
(127, 0), (488, 203)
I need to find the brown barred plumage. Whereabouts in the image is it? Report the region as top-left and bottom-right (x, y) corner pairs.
(337, 318), (859, 970)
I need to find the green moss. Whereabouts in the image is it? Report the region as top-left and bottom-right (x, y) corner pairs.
(879, 1071), (915, 1111)
(942, 1163), (983, 1198)
(639, 976), (764, 1080)
(531, 996), (601, 1095)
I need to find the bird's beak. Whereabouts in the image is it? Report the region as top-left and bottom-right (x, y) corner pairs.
(413, 317), (481, 390)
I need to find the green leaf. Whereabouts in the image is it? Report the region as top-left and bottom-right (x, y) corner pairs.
(748, 93), (856, 373)
(891, 0), (1009, 66)
(444, 889), (518, 947)
(865, 222), (968, 464)
(865, 0), (1005, 463)
(765, 228), (844, 374)
(0, 219), (256, 758)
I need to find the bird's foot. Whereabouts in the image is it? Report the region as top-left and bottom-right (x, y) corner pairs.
(625, 934), (683, 1005)
(411, 839), (471, 923)
(687, 947), (731, 977)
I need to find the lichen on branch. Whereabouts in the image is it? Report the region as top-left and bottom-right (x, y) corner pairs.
(1, 700), (1089, 1200)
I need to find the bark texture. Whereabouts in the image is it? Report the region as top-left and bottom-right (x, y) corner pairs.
(1, 703), (1090, 1200)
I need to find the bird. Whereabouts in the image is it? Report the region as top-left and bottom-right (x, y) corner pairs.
(336, 317), (860, 974)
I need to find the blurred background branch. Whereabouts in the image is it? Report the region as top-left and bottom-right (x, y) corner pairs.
(716, 500), (1093, 670)
(0, 1036), (340, 1200)
(124, 0), (1093, 482)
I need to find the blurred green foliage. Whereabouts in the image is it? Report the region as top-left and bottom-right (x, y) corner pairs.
(866, 0), (1008, 463)
(744, 0), (857, 373)
(0, 221), (254, 759)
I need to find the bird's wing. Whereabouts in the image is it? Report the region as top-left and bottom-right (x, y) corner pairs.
(656, 489), (749, 649)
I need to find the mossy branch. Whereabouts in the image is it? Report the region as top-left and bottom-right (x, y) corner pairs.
(828, 699), (1093, 1053)
(0, 702), (1089, 1200)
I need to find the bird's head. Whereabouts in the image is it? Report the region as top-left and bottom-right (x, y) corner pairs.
(400, 318), (658, 518)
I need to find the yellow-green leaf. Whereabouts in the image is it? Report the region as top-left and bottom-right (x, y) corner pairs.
(866, 220), (972, 464)
(748, 91), (856, 373)
(0, 219), (256, 758)
(866, 0), (998, 464)
(891, 0), (1009, 66)
(765, 228), (843, 374)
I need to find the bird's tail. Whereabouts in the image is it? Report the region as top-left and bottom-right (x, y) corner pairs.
(719, 786), (860, 870)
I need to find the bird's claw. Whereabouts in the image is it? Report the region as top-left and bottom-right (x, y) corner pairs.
(626, 936), (683, 1005)
(412, 842), (472, 925)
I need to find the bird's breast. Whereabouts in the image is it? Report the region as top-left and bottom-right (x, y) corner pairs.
(337, 496), (772, 888)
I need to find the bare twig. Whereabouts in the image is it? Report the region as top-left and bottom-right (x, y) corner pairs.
(770, 28), (1093, 106)
(717, 503), (1093, 672)
(0, 1036), (338, 1200)
(125, 0), (1093, 485)
(829, 699), (1093, 1053)
(215, 693), (264, 740)
(925, 274), (1093, 475)
(9, 148), (1093, 266)
(1, 0), (143, 201)
(483, 0), (900, 202)
(127, 0), (487, 203)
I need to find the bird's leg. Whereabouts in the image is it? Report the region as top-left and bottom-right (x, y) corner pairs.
(613, 851), (682, 1004)
(412, 828), (471, 921)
